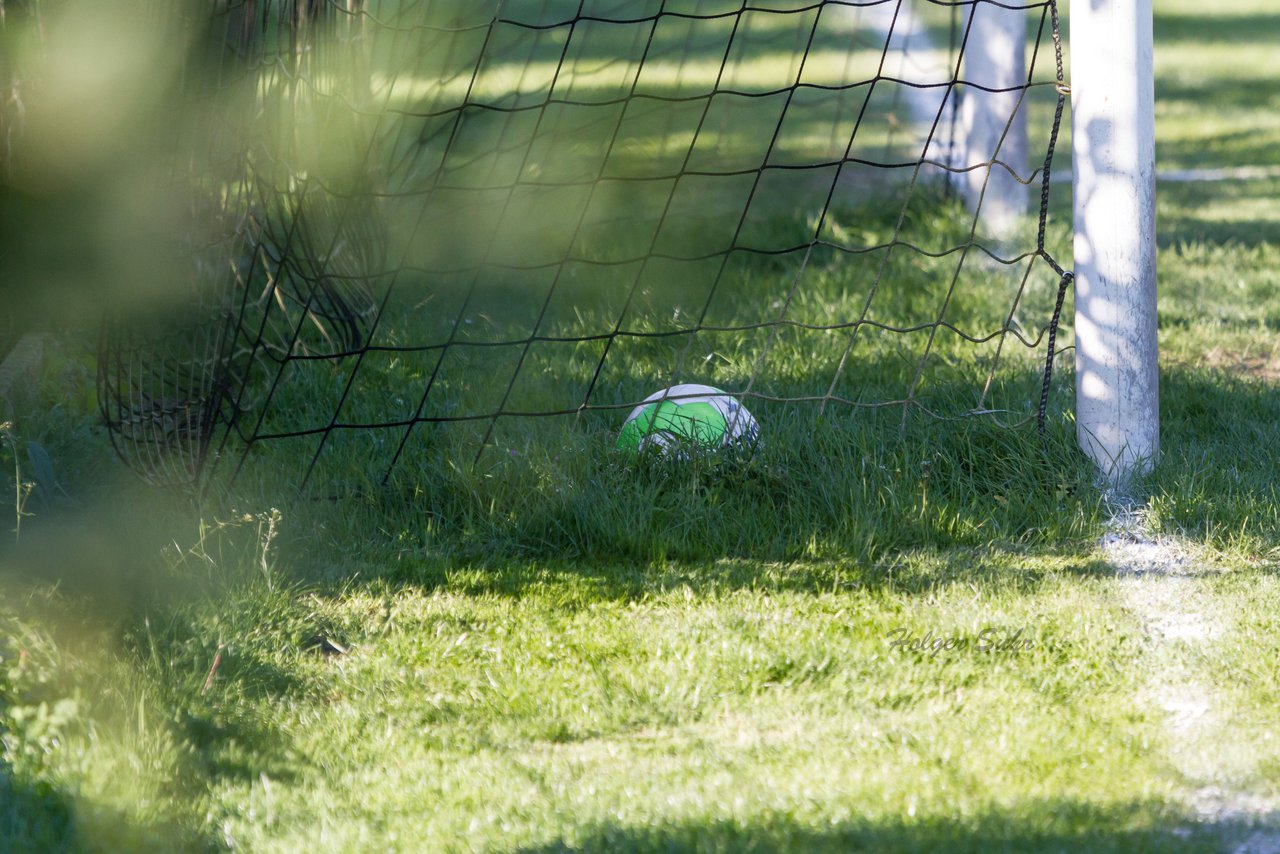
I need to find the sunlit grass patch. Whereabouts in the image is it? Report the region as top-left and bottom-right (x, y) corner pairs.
(147, 550), (1182, 852)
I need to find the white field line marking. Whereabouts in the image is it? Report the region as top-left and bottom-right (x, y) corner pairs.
(1105, 508), (1280, 848)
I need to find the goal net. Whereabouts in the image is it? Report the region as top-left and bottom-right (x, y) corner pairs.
(98, 0), (1073, 492)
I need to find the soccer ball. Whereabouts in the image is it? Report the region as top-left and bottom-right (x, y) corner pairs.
(616, 384), (759, 455)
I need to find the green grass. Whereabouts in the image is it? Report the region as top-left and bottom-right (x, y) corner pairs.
(5, 0), (1280, 851)
(157, 554), (1177, 851)
(0, 542), (1202, 852)
(232, 183), (1077, 512)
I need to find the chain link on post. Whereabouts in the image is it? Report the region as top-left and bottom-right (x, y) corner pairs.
(1036, 0), (1074, 438)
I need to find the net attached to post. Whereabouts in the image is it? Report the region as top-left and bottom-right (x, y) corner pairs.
(98, 0), (1074, 493)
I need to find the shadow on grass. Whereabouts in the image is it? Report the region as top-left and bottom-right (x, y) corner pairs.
(1158, 74), (1280, 123)
(0, 765), (205, 853)
(255, 370), (1100, 573)
(223, 351), (1280, 605)
(0, 506), (314, 815)
(512, 799), (1251, 854)
(360, 549), (1118, 606)
(1142, 367), (1280, 553)
(0, 770), (75, 854)
(1156, 177), (1280, 250)
(1154, 9), (1280, 49)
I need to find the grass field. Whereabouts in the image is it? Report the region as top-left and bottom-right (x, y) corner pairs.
(5, 1), (1280, 851)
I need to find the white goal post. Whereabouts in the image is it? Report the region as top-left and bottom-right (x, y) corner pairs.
(961, 0), (1158, 482)
(1070, 0), (1160, 481)
(956, 1), (1029, 237)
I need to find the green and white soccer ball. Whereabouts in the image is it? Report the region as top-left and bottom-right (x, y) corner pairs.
(617, 384), (760, 455)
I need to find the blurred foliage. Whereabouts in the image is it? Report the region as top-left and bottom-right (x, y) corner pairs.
(0, 0), (201, 338)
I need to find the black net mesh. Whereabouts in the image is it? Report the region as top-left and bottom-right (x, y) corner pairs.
(98, 0), (1073, 492)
